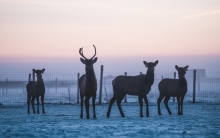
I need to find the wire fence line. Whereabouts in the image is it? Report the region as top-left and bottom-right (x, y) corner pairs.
(0, 70), (220, 105)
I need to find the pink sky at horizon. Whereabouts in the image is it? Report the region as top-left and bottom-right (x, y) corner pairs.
(0, 0), (220, 78)
(0, 0), (220, 62)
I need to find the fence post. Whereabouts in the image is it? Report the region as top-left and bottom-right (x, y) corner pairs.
(124, 72), (127, 103)
(55, 78), (57, 93)
(32, 70), (35, 81)
(6, 79), (8, 94)
(193, 70), (196, 103)
(99, 65), (104, 104)
(28, 74), (31, 82)
(68, 88), (70, 103)
(173, 72), (176, 102)
(77, 73), (80, 104)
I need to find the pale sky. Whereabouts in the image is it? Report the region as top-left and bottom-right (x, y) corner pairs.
(0, 0), (220, 73)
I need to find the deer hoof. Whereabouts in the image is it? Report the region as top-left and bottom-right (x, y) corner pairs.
(93, 115), (97, 119)
(106, 112), (110, 118)
(86, 116), (90, 119)
(122, 115), (125, 118)
(178, 113), (183, 115)
(140, 114), (143, 117)
(80, 115), (83, 118)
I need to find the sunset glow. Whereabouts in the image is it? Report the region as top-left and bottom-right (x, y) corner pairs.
(0, 0), (220, 72)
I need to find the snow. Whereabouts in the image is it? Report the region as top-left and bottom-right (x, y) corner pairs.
(0, 102), (220, 137)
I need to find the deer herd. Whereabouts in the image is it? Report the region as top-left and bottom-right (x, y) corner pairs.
(26, 45), (189, 119)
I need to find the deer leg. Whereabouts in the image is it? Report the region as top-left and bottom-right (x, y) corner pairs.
(92, 96), (96, 119)
(36, 97), (40, 114)
(177, 96), (181, 115)
(157, 95), (164, 115)
(31, 97), (36, 114)
(80, 96), (84, 118)
(143, 95), (149, 117)
(85, 96), (90, 119)
(138, 95), (143, 117)
(116, 95), (125, 117)
(164, 96), (172, 115)
(180, 96), (185, 115)
(107, 96), (116, 118)
(27, 94), (31, 114)
(41, 95), (45, 114)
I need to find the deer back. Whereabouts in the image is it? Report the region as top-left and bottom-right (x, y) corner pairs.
(159, 78), (187, 97)
(113, 75), (151, 95)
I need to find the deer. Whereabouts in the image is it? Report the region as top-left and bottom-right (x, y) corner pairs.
(78, 45), (98, 119)
(26, 69), (45, 114)
(106, 60), (158, 118)
(157, 65), (189, 115)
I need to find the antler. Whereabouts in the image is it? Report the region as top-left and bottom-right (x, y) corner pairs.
(79, 47), (88, 60)
(90, 45), (97, 59)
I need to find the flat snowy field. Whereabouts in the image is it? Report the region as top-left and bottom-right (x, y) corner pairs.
(0, 102), (219, 138)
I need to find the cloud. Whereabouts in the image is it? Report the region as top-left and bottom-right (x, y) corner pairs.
(181, 10), (220, 19)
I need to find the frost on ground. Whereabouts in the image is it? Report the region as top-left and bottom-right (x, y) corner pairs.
(0, 102), (219, 138)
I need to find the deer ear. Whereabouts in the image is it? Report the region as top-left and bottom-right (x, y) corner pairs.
(93, 57), (98, 64)
(42, 68), (45, 74)
(184, 65), (189, 71)
(175, 65), (179, 70)
(143, 61), (148, 67)
(80, 58), (85, 64)
(154, 60), (158, 66)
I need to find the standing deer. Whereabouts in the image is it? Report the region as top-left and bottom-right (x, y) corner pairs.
(157, 65), (189, 115)
(26, 69), (45, 114)
(78, 45), (98, 119)
(107, 60), (158, 118)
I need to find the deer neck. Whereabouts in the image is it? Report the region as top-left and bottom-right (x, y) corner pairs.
(145, 69), (154, 85)
(85, 67), (95, 86)
(36, 77), (44, 86)
(178, 76), (187, 88)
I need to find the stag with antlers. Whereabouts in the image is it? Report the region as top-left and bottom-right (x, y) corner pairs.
(78, 45), (98, 119)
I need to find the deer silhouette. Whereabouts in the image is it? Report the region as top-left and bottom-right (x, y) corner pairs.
(157, 65), (189, 115)
(26, 69), (45, 114)
(78, 45), (98, 119)
(107, 60), (158, 117)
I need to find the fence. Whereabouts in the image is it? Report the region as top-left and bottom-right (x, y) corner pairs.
(0, 67), (220, 105)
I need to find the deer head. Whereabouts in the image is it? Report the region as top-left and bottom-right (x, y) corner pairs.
(79, 45), (98, 74)
(33, 68), (45, 81)
(175, 65), (189, 78)
(143, 60), (158, 73)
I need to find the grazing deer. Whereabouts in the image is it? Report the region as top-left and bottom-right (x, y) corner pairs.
(26, 69), (45, 114)
(78, 45), (98, 119)
(157, 65), (189, 115)
(107, 60), (158, 118)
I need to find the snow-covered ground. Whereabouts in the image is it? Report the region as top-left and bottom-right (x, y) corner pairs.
(0, 102), (219, 137)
